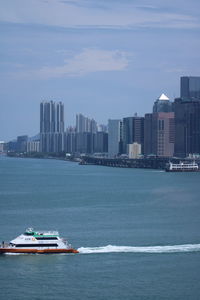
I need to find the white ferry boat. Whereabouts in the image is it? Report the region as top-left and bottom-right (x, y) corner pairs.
(0, 228), (79, 254)
(165, 161), (199, 172)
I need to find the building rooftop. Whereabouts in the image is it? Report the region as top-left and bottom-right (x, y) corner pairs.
(158, 93), (169, 101)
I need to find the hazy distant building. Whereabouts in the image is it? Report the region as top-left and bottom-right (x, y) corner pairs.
(153, 93), (173, 113)
(144, 113), (153, 155)
(27, 141), (40, 153)
(122, 116), (144, 154)
(98, 124), (108, 133)
(76, 114), (97, 134)
(108, 119), (122, 158)
(17, 135), (28, 152)
(94, 132), (108, 153)
(128, 142), (141, 159)
(40, 101), (64, 153)
(181, 76), (200, 100)
(65, 127), (76, 154)
(0, 141), (5, 152)
(75, 114), (97, 154)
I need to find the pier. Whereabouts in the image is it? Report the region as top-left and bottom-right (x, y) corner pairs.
(80, 156), (199, 170)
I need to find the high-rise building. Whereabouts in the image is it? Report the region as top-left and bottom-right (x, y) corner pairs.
(174, 98), (200, 157)
(76, 114), (97, 133)
(75, 114), (97, 154)
(94, 132), (108, 153)
(181, 76), (200, 100)
(122, 116), (144, 154)
(174, 76), (200, 157)
(108, 119), (122, 158)
(40, 101), (64, 153)
(153, 93), (173, 113)
(64, 127), (76, 154)
(144, 112), (174, 157)
(144, 113), (153, 155)
(152, 112), (175, 157)
(27, 141), (40, 153)
(17, 135), (28, 152)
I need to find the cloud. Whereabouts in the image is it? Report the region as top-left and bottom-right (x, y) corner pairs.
(13, 48), (130, 79)
(0, 0), (199, 30)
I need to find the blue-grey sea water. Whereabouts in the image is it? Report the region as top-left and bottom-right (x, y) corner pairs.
(0, 156), (200, 300)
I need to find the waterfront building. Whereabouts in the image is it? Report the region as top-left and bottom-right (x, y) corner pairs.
(94, 132), (108, 154)
(75, 114), (97, 154)
(40, 101), (64, 153)
(152, 112), (175, 157)
(27, 141), (40, 153)
(144, 113), (153, 155)
(153, 93), (173, 113)
(0, 141), (5, 152)
(65, 127), (76, 154)
(128, 142), (141, 159)
(16, 135), (28, 152)
(144, 112), (174, 157)
(174, 98), (200, 157)
(181, 76), (200, 100)
(108, 119), (122, 158)
(122, 116), (144, 154)
(174, 76), (200, 157)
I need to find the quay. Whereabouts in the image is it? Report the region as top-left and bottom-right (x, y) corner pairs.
(80, 156), (200, 170)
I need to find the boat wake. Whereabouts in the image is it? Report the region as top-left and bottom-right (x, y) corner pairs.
(78, 244), (200, 254)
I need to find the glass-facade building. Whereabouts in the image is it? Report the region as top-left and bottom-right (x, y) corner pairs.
(181, 77), (200, 100)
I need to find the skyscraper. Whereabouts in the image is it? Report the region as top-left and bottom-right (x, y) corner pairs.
(181, 76), (200, 100)
(108, 119), (122, 158)
(40, 101), (64, 153)
(152, 112), (175, 157)
(153, 93), (173, 113)
(174, 77), (200, 157)
(122, 116), (144, 154)
(76, 114), (97, 154)
(144, 112), (174, 157)
(174, 98), (200, 157)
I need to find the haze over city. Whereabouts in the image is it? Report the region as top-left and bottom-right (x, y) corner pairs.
(0, 0), (200, 141)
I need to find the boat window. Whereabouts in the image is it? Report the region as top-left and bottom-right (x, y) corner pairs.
(15, 243), (58, 247)
(36, 237), (58, 240)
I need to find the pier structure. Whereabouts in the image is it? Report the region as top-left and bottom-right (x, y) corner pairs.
(80, 156), (199, 170)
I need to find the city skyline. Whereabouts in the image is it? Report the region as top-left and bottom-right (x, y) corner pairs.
(1, 0), (200, 141)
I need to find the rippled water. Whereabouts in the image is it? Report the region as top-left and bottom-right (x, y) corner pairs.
(0, 156), (200, 299)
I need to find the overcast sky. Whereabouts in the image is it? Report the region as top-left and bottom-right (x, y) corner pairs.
(0, 0), (200, 141)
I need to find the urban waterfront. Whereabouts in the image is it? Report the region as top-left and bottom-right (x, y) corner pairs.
(1, 156), (200, 299)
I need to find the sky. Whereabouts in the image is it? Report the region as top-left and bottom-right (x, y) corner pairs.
(0, 0), (200, 141)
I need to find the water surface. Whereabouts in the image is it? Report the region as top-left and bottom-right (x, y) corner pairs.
(0, 156), (200, 299)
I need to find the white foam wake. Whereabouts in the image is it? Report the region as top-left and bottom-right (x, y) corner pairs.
(78, 244), (200, 254)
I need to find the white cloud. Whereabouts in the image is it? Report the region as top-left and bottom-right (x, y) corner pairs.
(14, 48), (130, 79)
(0, 0), (199, 30)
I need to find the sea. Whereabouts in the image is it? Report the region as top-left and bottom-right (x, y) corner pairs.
(0, 156), (200, 300)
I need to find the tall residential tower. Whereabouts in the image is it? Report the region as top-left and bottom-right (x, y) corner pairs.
(40, 101), (64, 153)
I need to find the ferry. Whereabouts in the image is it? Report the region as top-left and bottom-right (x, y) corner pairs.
(165, 161), (199, 172)
(0, 228), (79, 254)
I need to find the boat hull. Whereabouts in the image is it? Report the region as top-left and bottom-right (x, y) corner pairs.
(0, 248), (79, 254)
(165, 169), (199, 172)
